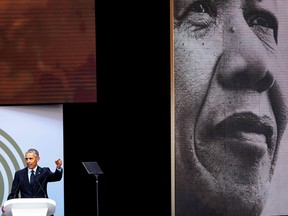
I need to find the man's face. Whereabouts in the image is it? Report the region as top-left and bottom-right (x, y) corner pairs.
(25, 152), (39, 170)
(174, 0), (288, 215)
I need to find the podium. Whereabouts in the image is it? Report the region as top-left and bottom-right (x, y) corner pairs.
(3, 198), (56, 216)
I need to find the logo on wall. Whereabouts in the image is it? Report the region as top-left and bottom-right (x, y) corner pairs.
(0, 129), (25, 205)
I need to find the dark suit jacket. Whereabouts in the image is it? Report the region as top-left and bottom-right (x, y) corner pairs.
(7, 166), (63, 200)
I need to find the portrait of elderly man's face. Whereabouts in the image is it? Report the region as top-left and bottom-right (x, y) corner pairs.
(173, 0), (288, 215)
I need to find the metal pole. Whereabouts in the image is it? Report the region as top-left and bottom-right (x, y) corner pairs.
(95, 175), (99, 216)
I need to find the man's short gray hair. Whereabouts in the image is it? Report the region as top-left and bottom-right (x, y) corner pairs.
(26, 148), (39, 157)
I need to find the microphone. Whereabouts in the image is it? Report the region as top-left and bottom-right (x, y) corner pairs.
(35, 177), (47, 198)
(13, 173), (24, 198)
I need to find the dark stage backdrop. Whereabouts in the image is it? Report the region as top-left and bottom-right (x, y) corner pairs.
(0, 0), (171, 215)
(63, 0), (171, 215)
(0, 0), (170, 215)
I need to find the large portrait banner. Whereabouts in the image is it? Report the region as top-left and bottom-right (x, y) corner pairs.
(171, 0), (288, 215)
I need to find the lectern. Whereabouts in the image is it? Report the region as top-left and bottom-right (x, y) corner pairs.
(3, 198), (56, 216)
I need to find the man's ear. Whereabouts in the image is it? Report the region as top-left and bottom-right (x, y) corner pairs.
(37, 157), (40, 162)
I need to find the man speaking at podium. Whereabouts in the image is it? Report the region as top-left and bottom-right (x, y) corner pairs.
(1, 148), (63, 215)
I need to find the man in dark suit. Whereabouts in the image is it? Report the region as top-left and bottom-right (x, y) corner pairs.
(1, 148), (63, 215)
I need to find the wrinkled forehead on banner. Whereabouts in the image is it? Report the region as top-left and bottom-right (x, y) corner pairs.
(173, 0), (282, 20)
